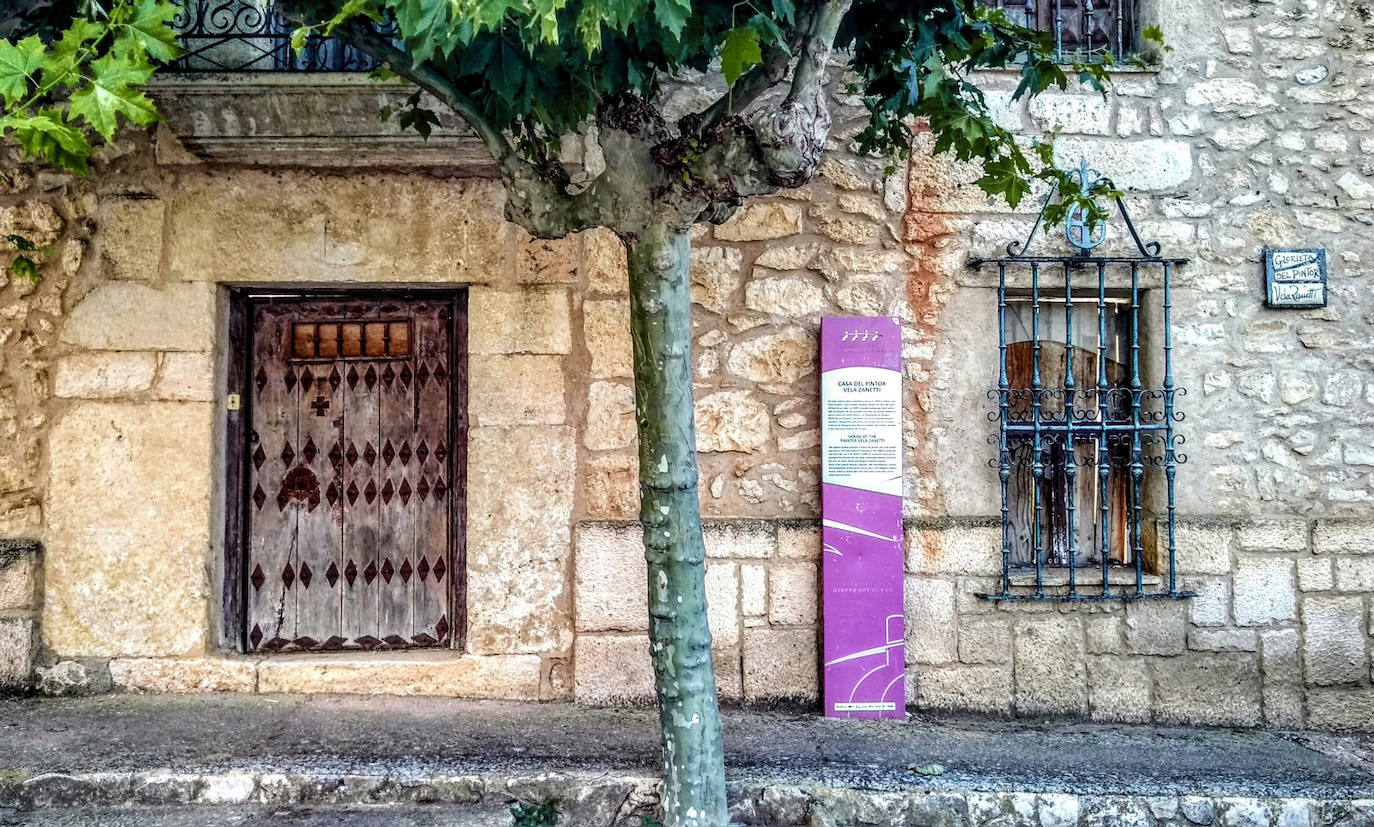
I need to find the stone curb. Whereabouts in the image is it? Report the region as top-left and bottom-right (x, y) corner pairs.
(1, 769), (1372, 826)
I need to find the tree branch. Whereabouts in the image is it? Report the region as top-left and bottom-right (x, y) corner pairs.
(691, 44), (791, 134)
(338, 22), (519, 171)
(331, 20), (590, 237)
(785, 0), (850, 105)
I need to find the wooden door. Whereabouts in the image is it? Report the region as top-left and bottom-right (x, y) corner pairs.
(244, 297), (458, 652)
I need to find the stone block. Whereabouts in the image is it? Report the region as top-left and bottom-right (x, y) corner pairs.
(583, 298), (632, 379)
(153, 352), (215, 402)
(464, 426), (574, 655)
(905, 523), (1002, 576)
(0, 540), (40, 611)
(1334, 557), (1374, 593)
(469, 289), (571, 355)
(1083, 615), (1125, 655)
(1151, 653), (1262, 727)
(109, 657), (257, 693)
(515, 237), (577, 284)
(1262, 682), (1305, 730)
(744, 277), (827, 317)
(1296, 557), (1334, 592)
(99, 197), (164, 281)
(45, 403), (213, 657)
(704, 522), (775, 560)
(584, 454), (638, 519)
(1052, 138), (1194, 191)
(167, 172), (513, 285)
(257, 653), (541, 699)
(1306, 688), (1374, 731)
(1014, 616), (1088, 715)
(695, 391), (770, 454)
(1232, 557), (1297, 627)
(905, 577), (957, 665)
(776, 523), (820, 560)
(0, 617), (36, 691)
(958, 617), (1011, 665)
(1173, 522), (1232, 575)
(35, 659), (111, 696)
(1188, 578), (1230, 627)
(725, 328), (817, 385)
(1087, 657), (1151, 723)
(742, 627), (818, 703)
(1189, 629), (1258, 653)
(1236, 521), (1308, 552)
(581, 228), (628, 294)
(741, 564), (767, 617)
(715, 202), (804, 242)
(584, 381), (635, 451)
(768, 563), (817, 627)
(714, 648), (742, 703)
(468, 355), (566, 426)
(1028, 93), (1113, 135)
(1314, 521), (1374, 555)
(574, 523), (647, 633)
(62, 282), (216, 351)
(53, 352), (158, 399)
(1125, 599), (1188, 656)
(689, 247), (743, 314)
(1302, 597), (1367, 686)
(573, 634), (654, 705)
(913, 664), (1012, 713)
(706, 562), (741, 649)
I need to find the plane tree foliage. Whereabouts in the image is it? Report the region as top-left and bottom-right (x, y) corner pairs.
(0, 1), (1151, 824)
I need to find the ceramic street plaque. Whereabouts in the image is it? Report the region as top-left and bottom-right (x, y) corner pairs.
(820, 316), (905, 719)
(1265, 248), (1327, 309)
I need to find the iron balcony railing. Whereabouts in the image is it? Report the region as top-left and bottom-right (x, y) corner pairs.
(168, 1), (394, 72)
(978, 0), (1139, 62)
(971, 160), (1189, 602)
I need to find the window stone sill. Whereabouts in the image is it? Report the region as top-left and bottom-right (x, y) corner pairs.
(147, 73), (496, 171)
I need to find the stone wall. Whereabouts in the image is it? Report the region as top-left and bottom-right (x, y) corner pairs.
(0, 0), (1372, 732)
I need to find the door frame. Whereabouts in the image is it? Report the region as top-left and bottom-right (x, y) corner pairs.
(222, 287), (469, 653)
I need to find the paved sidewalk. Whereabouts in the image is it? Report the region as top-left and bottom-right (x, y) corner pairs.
(0, 694), (1371, 824)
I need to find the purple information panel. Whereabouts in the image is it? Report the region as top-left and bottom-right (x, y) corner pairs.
(820, 316), (905, 719)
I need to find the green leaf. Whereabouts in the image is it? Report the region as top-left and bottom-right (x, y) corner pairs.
(68, 52), (159, 142)
(9, 254), (38, 284)
(2, 112), (92, 175)
(908, 764), (947, 777)
(125, 0), (183, 63)
(720, 26), (761, 87)
(0, 36), (46, 107)
(290, 27), (312, 55)
(653, 0), (691, 39)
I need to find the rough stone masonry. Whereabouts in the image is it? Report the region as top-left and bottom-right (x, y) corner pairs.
(0, 0), (1370, 733)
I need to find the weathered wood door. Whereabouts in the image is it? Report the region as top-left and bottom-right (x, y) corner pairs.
(244, 297), (459, 652)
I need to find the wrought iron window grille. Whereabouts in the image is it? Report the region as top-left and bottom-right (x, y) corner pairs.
(977, 0), (1140, 63)
(970, 159), (1189, 602)
(168, 1), (397, 73)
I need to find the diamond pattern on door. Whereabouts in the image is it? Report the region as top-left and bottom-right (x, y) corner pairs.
(245, 298), (457, 653)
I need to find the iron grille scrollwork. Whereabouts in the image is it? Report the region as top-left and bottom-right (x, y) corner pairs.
(977, 0), (1139, 62)
(971, 159), (1189, 602)
(168, 1), (397, 72)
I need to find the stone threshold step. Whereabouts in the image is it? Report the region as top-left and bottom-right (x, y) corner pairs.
(1, 768), (1372, 827)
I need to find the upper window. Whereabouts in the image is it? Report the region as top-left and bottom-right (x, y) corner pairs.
(977, 0), (1140, 62)
(170, 1), (391, 72)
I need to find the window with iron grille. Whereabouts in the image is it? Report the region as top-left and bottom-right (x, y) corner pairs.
(973, 160), (1189, 602)
(977, 0), (1140, 62)
(168, 1), (394, 72)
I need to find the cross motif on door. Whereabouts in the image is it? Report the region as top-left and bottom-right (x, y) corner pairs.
(310, 395), (330, 416)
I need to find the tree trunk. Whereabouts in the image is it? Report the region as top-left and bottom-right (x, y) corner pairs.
(625, 223), (728, 827)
